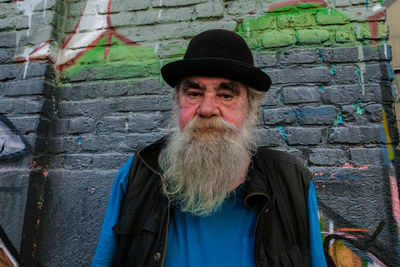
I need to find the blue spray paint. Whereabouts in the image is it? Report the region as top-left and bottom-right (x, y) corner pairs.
(334, 112), (343, 125)
(318, 49), (323, 61)
(354, 65), (361, 79)
(277, 126), (287, 140)
(330, 65), (336, 75)
(319, 87), (324, 91)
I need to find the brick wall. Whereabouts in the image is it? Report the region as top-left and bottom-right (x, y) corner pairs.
(1, 0), (399, 266)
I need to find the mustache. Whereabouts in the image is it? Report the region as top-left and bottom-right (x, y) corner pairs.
(184, 116), (239, 138)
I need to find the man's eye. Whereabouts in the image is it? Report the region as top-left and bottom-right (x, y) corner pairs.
(187, 92), (201, 97)
(220, 94), (233, 99)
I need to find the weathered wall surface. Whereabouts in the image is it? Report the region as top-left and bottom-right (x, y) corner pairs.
(1, 0), (399, 266)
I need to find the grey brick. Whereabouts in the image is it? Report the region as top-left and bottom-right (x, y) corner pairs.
(364, 104), (383, 122)
(109, 96), (172, 112)
(268, 66), (330, 84)
(328, 126), (382, 144)
(123, 132), (165, 151)
(254, 53), (277, 68)
(33, 0), (57, 10)
(100, 113), (164, 133)
(0, 64), (18, 80)
(0, 99), (13, 113)
(261, 107), (296, 125)
(160, 7), (195, 23)
(332, 64), (358, 82)
(341, 105), (357, 122)
(264, 86), (279, 106)
(363, 44), (392, 61)
(0, 3), (15, 18)
(21, 62), (51, 79)
(286, 127), (324, 145)
(57, 100), (110, 118)
(111, 0), (150, 11)
(15, 98), (45, 114)
(152, 0), (207, 7)
(322, 84), (381, 105)
(365, 63), (394, 82)
(296, 106), (337, 125)
(53, 119), (69, 134)
(322, 47), (359, 63)
(282, 86), (320, 104)
(309, 148), (346, 165)
(279, 49), (318, 65)
(0, 16), (16, 30)
(195, 1), (224, 19)
(3, 78), (44, 96)
(380, 82), (396, 103)
(61, 79), (162, 101)
(226, 0), (256, 15)
(8, 115), (40, 134)
(0, 48), (14, 64)
(0, 32), (16, 48)
(349, 147), (384, 166)
(257, 128), (285, 147)
(68, 117), (95, 134)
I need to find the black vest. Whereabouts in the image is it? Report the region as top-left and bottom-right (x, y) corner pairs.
(113, 138), (312, 267)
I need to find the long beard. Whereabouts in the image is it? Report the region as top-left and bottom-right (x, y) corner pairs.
(158, 115), (258, 216)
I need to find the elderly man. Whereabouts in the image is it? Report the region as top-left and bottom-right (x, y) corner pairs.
(92, 29), (326, 267)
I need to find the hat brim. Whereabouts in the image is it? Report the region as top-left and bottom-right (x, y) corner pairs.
(161, 57), (272, 92)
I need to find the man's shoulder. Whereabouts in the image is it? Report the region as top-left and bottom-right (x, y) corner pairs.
(255, 147), (311, 176)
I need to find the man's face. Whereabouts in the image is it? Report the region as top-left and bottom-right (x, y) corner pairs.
(177, 76), (250, 130)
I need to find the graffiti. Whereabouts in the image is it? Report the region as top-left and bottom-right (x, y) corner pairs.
(0, 225), (19, 267)
(323, 220), (387, 266)
(14, 0), (156, 80)
(0, 115), (30, 161)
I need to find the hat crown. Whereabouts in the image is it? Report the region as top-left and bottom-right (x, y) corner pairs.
(184, 29), (254, 65)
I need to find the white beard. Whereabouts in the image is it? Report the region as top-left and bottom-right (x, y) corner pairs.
(158, 115), (258, 216)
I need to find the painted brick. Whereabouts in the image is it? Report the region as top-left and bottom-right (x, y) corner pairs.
(261, 107), (296, 125)
(7, 115), (41, 134)
(322, 84), (382, 105)
(254, 53), (278, 68)
(349, 147), (383, 166)
(109, 95), (172, 112)
(3, 78), (44, 96)
(269, 66), (331, 84)
(110, 0), (150, 11)
(0, 3), (15, 19)
(277, 11), (314, 28)
(328, 126), (382, 144)
(152, 0), (207, 7)
(334, 0), (351, 7)
(282, 86), (320, 104)
(260, 29), (296, 48)
(357, 22), (388, 40)
(257, 128), (285, 147)
(309, 148), (346, 166)
(264, 86), (280, 107)
(286, 127), (324, 145)
(322, 47), (359, 63)
(341, 105), (357, 122)
(254, 15), (277, 30)
(296, 29), (331, 45)
(315, 9), (350, 25)
(335, 25), (357, 43)
(279, 49), (318, 64)
(380, 82), (396, 103)
(226, 0), (256, 15)
(296, 106), (337, 125)
(195, 1), (224, 19)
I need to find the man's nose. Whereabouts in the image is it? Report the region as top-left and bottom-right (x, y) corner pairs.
(197, 94), (219, 118)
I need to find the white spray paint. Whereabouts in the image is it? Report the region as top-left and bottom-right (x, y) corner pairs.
(43, 0), (47, 18)
(154, 42), (159, 54)
(20, 47), (34, 79)
(57, 0), (109, 65)
(158, 9), (163, 20)
(372, 3), (382, 12)
(16, 0), (41, 37)
(384, 44), (388, 59)
(357, 46), (366, 95)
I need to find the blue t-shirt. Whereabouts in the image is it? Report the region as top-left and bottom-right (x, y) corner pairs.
(92, 157), (326, 267)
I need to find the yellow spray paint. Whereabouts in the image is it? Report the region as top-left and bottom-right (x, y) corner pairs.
(382, 109), (394, 160)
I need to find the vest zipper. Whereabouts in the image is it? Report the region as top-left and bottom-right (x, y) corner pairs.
(137, 153), (170, 267)
(249, 192), (271, 267)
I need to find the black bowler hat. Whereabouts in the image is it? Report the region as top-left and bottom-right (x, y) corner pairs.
(161, 29), (272, 92)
